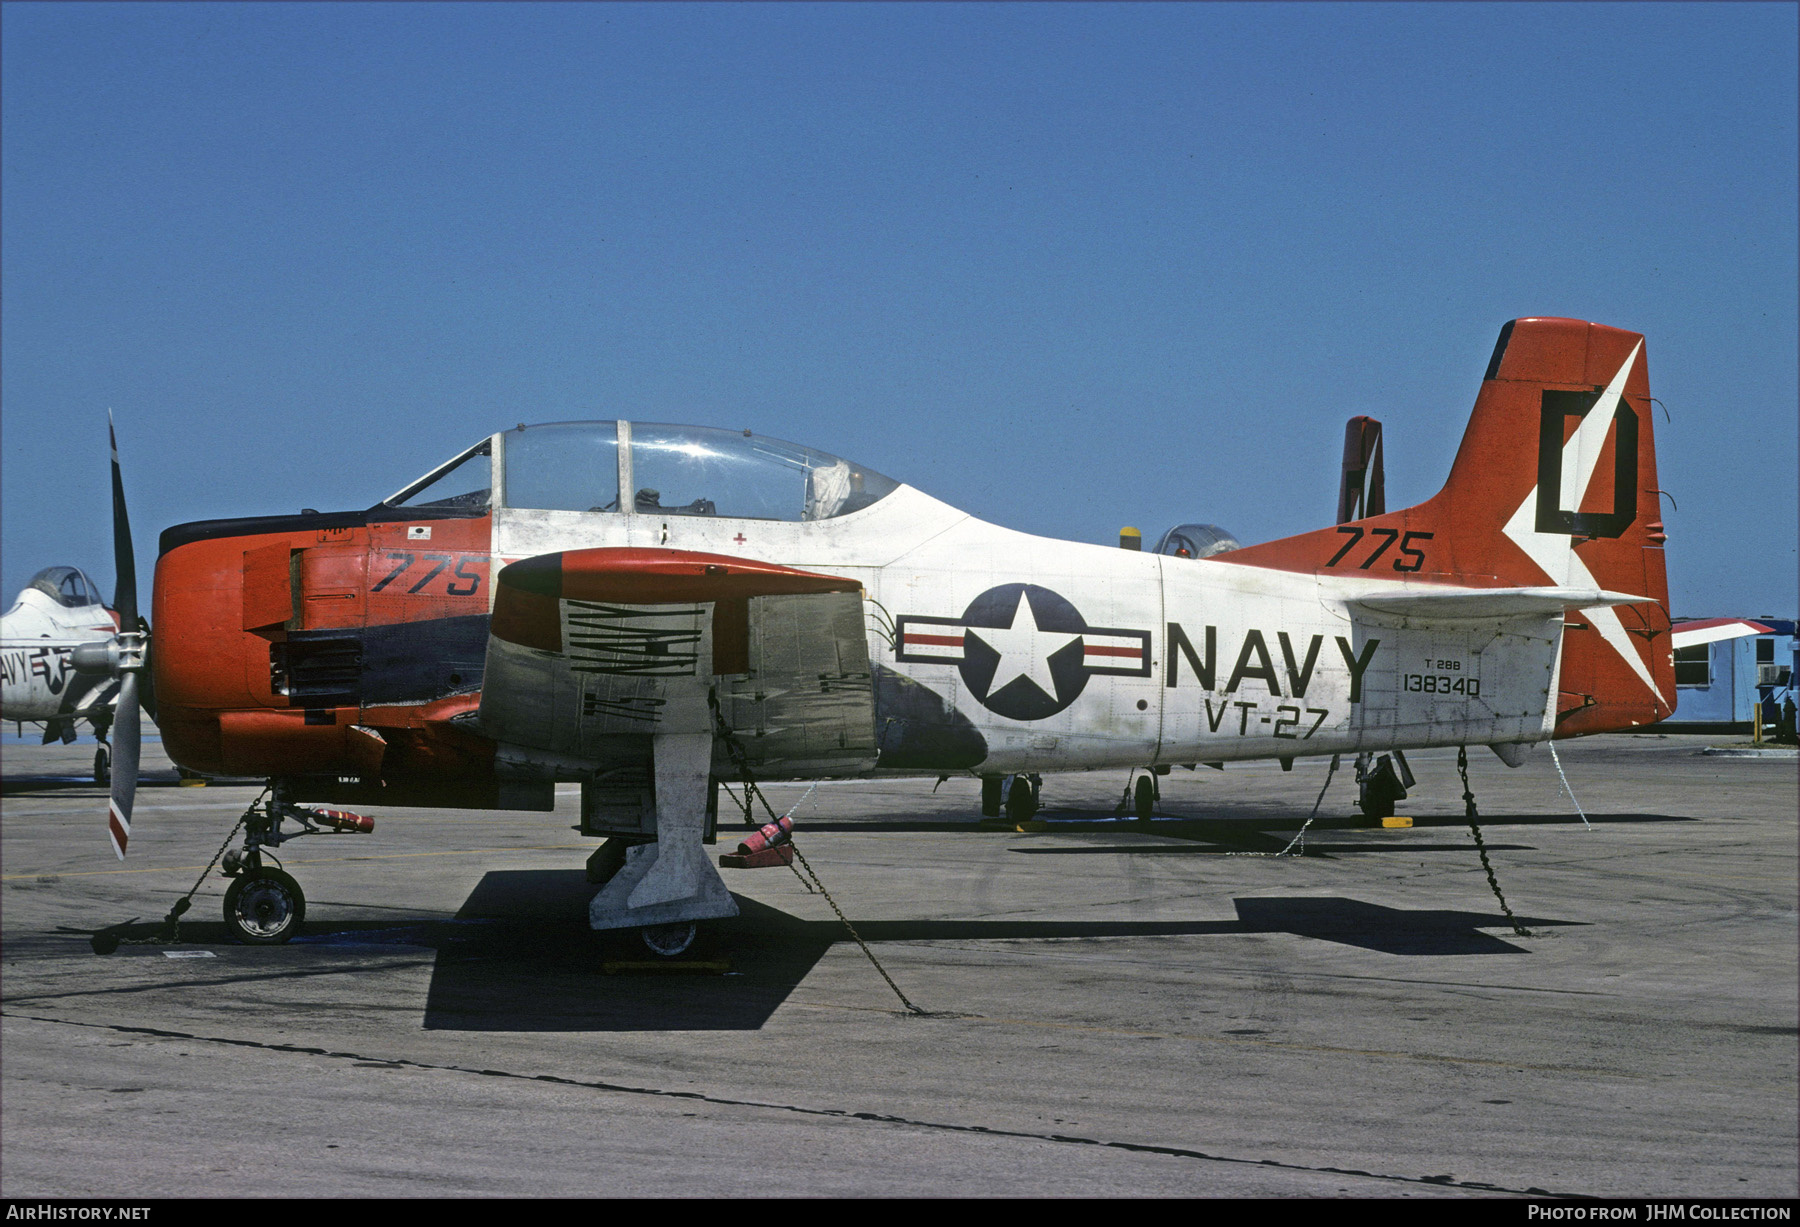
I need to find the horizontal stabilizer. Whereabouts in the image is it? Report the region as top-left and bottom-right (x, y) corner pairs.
(1669, 618), (1775, 651)
(1351, 585), (1651, 623)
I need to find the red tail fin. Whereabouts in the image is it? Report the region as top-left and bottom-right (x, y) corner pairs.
(1220, 317), (1673, 733)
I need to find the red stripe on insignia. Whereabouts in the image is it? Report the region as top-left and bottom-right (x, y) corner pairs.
(904, 633), (965, 647)
(1084, 645), (1142, 658)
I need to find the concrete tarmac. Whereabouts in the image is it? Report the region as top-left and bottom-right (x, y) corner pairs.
(1, 734), (1794, 1198)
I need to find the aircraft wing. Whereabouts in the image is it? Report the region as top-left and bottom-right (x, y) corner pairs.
(478, 548), (878, 777)
(1349, 585), (1653, 624)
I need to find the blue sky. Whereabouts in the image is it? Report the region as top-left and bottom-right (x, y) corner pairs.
(4, 2), (1795, 616)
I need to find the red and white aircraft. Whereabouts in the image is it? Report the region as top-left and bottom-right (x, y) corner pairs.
(96, 317), (1671, 951)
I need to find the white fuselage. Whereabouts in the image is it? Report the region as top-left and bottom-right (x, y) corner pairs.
(489, 484), (1561, 777)
(0, 588), (120, 724)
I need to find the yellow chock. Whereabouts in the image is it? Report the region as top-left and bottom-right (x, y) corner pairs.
(178, 777), (207, 788)
(1016, 820), (1050, 832)
(603, 959), (732, 976)
(1381, 815), (1412, 829)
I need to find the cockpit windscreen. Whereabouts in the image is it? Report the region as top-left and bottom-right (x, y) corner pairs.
(386, 442), (493, 513)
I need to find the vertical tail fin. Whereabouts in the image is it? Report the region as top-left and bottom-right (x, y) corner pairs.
(1220, 317), (1674, 733)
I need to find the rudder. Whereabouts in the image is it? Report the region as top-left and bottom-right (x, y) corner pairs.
(1218, 317), (1673, 734)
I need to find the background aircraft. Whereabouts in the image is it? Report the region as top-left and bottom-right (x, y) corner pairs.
(0, 564), (130, 782)
(90, 317), (1672, 955)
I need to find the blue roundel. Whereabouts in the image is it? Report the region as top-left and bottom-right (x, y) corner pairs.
(957, 584), (1092, 721)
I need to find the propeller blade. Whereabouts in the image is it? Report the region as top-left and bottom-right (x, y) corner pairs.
(105, 414), (148, 856)
(108, 672), (140, 860)
(109, 411), (138, 630)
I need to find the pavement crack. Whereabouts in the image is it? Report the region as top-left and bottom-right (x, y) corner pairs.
(2, 1008), (1566, 1196)
(1, 960), (438, 1005)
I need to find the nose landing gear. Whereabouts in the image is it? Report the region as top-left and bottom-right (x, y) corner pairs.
(216, 785), (373, 944)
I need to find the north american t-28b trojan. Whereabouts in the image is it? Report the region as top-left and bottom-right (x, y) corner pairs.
(1, 565), (130, 782)
(98, 317), (1673, 953)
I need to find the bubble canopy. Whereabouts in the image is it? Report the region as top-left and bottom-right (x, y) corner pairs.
(385, 422), (898, 522)
(26, 566), (105, 608)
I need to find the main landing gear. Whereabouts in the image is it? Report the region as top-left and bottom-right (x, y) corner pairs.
(979, 774), (1041, 824)
(91, 717), (114, 785)
(638, 921), (699, 958)
(1133, 772), (1157, 824)
(1112, 769), (1161, 825)
(587, 838), (706, 959)
(587, 733), (738, 953)
(217, 785), (374, 944)
(1354, 751), (1415, 820)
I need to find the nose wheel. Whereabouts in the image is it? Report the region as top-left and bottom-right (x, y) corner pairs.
(223, 867), (306, 944)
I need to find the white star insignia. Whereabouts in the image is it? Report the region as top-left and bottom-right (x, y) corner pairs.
(968, 591), (1079, 702)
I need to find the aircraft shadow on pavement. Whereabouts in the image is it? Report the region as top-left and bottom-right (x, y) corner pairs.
(405, 870), (1579, 1032)
(798, 810), (1693, 835)
(1038, 809), (1693, 830)
(0, 773), (191, 797)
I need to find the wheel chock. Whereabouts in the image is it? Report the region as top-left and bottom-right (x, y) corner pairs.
(602, 959), (732, 975)
(1380, 815), (1413, 829)
(719, 845), (795, 869)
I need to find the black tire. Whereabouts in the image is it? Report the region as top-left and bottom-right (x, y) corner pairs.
(980, 776), (1003, 818)
(1005, 775), (1037, 822)
(1133, 774), (1155, 822)
(1357, 793), (1394, 820)
(1357, 755), (1405, 820)
(640, 921), (697, 958)
(223, 868), (306, 944)
(94, 745), (111, 786)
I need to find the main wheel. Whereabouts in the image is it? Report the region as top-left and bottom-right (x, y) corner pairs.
(640, 921), (697, 958)
(1005, 774), (1038, 823)
(1133, 774), (1155, 822)
(1357, 755), (1405, 820)
(94, 745), (111, 785)
(223, 868), (306, 944)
